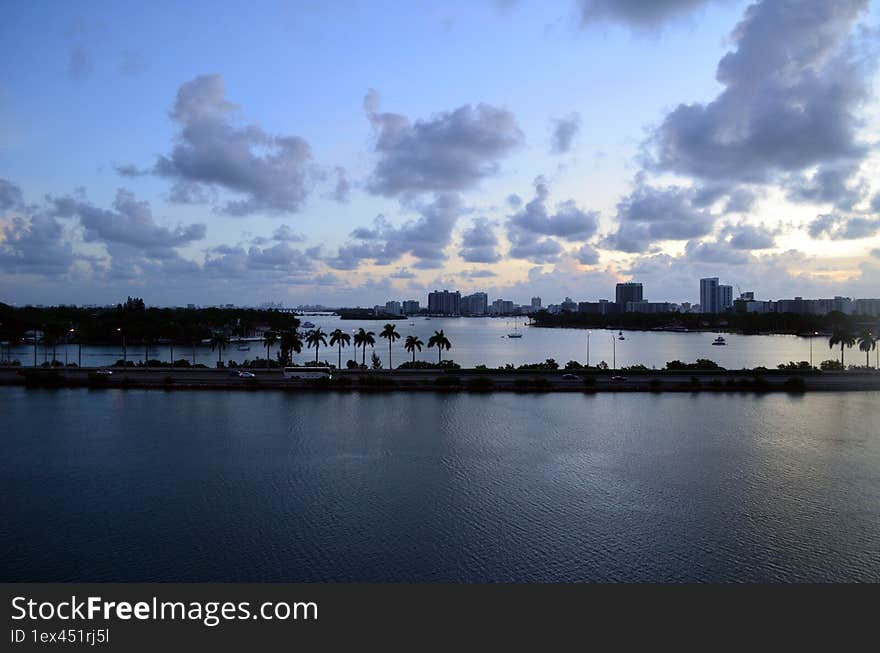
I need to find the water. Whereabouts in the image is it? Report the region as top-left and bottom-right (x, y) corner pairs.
(8, 316), (870, 370)
(2, 387), (879, 582)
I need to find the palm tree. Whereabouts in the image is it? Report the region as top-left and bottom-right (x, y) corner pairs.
(306, 328), (328, 365)
(353, 328), (375, 368)
(210, 332), (230, 366)
(379, 323), (401, 369)
(404, 335), (423, 364)
(262, 331), (278, 369)
(427, 329), (451, 364)
(329, 328), (351, 370)
(857, 330), (876, 368)
(279, 329), (303, 365)
(829, 325), (856, 369)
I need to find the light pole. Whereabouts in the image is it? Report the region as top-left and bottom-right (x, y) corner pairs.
(611, 332), (616, 373)
(809, 331), (818, 369)
(586, 330), (591, 368)
(117, 328), (126, 365)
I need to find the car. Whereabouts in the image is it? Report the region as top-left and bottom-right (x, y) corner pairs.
(237, 371), (256, 378)
(95, 369), (113, 376)
(561, 373), (580, 380)
(228, 369), (242, 377)
(610, 375), (628, 382)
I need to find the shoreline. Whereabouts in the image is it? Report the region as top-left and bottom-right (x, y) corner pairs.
(3, 366), (879, 394)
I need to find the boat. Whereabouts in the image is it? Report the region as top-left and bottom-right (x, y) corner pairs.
(508, 318), (523, 338)
(301, 321), (316, 329)
(237, 344), (250, 351)
(712, 336), (727, 346)
(618, 330), (625, 341)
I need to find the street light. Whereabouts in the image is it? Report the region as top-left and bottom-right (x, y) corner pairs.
(586, 330), (591, 368)
(809, 331), (818, 369)
(611, 332), (616, 373)
(117, 327), (126, 364)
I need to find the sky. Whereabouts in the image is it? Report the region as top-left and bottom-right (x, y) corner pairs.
(1, 0), (880, 308)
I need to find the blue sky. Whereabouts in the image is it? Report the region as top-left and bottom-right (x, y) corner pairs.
(2, 0), (879, 307)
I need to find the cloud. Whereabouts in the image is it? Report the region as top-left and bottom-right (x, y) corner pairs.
(51, 189), (206, 259)
(786, 162), (868, 210)
(720, 222), (776, 250)
(389, 267), (416, 279)
(327, 193), (463, 270)
(575, 243), (600, 265)
(461, 268), (498, 278)
(578, 0), (720, 28)
(0, 213), (77, 275)
(0, 179), (24, 211)
(459, 217), (501, 263)
(141, 74), (314, 215)
(872, 248), (880, 259)
(684, 239), (751, 265)
(506, 194), (522, 209)
(364, 89), (523, 196)
(723, 187), (757, 214)
(328, 167), (350, 203)
(272, 224), (305, 242)
(808, 213), (880, 240)
(603, 177), (716, 252)
(646, 0), (874, 184)
(204, 242), (314, 278)
(550, 113), (580, 154)
(67, 45), (92, 80)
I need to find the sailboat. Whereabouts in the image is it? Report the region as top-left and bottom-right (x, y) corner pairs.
(618, 330), (625, 341)
(508, 318), (523, 338)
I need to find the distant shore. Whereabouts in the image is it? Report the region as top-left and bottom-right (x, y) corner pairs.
(3, 366), (879, 394)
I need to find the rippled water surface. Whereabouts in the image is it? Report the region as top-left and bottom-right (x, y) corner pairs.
(2, 387), (879, 581)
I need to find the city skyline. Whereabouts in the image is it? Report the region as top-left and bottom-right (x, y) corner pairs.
(2, 1), (880, 308)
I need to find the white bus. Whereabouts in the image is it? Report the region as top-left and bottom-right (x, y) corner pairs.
(283, 366), (332, 380)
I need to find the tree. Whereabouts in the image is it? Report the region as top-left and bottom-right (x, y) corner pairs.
(210, 332), (229, 366)
(306, 328), (328, 365)
(404, 335), (423, 363)
(379, 323), (401, 369)
(329, 329), (350, 370)
(353, 328), (375, 368)
(829, 325), (856, 368)
(427, 329), (451, 364)
(857, 330), (876, 368)
(262, 331), (278, 369)
(279, 329), (303, 365)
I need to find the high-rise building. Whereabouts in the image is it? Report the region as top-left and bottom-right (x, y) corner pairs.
(700, 278), (719, 314)
(427, 290), (461, 315)
(718, 285), (733, 312)
(461, 292), (488, 316)
(490, 299), (515, 315)
(402, 300), (420, 315)
(531, 297), (542, 310)
(560, 297), (577, 312)
(385, 300), (402, 316)
(616, 282), (643, 308)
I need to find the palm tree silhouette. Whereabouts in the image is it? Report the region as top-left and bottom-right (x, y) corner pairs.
(857, 330), (876, 368)
(427, 329), (451, 365)
(353, 328), (375, 368)
(329, 328), (351, 370)
(380, 323), (401, 369)
(404, 335), (424, 364)
(210, 332), (230, 366)
(262, 330), (278, 369)
(829, 325), (856, 369)
(306, 328), (328, 365)
(280, 329), (303, 365)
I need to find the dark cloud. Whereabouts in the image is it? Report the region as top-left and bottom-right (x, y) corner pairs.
(0, 213), (77, 275)
(684, 239), (751, 265)
(808, 213), (880, 240)
(51, 189), (206, 259)
(786, 162), (867, 210)
(364, 89), (523, 196)
(508, 236), (563, 264)
(602, 177), (715, 252)
(575, 243), (600, 265)
(721, 222), (776, 250)
(272, 224), (305, 242)
(508, 178), (599, 240)
(551, 113), (580, 154)
(327, 193), (463, 270)
(724, 188), (757, 214)
(142, 74), (313, 215)
(506, 194), (523, 209)
(459, 217), (501, 263)
(0, 179), (24, 210)
(114, 164), (150, 178)
(646, 0), (873, 184)
(329, 167), (350, 203)
(578, 0), (719, 28)
(204, 242), (314, 278)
